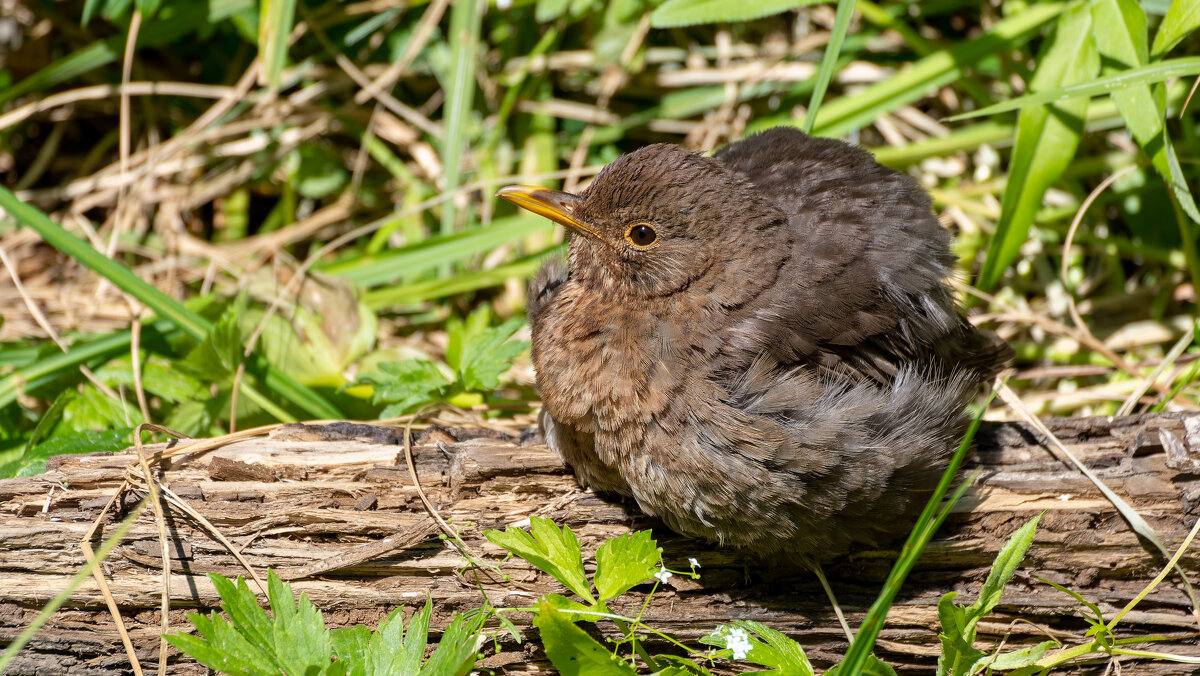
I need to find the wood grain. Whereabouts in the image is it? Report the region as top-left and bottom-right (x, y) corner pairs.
(0, 414), (1198, 674)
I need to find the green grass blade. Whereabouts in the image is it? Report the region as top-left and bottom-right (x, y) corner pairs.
(0, 330), (135, 411)
(322, 216), (549, 287)
(364, 250), (557, 310)
(946, 56), (1200, 122)
(650, 0), (820, 28)
(977, 4), (1099, 290)
(1151, 0), (1200, 58)
(1092, 0), (1200, 291)
(802, 0), (856, 134)
(839, 388), (997, 673)
(258, 0), (298, 91)
(757, 3), (1064, 138)
(0, 187), (341, 421)
(0, 0), (254, 106)
(439, 0), (483, 238)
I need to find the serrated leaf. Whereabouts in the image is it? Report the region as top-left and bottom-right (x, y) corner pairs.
(977, 4), (1098, 290)
(485, 517), (594, 603)
(968, 514), (1041, 620)
(60, 387), (142, 432)
(650, 0), (813, 28)
(736, 621), (814, 675)
(356, 360), (449, 417)
(535, 600), (639, 676)
(330, 625), (371, 676)
(167, 610), (279, 676)
(594, 531), (660, 601)
(366, 599), (429, 674)
(651, 655), (716, 676)
(419, 610), (485, 676)
(989, 641), (1057, 670)
(181, 298), (246, 381)
(936, 515), (1041, 676)
(3, 427), (135, 478)
(267, 570), (330, 673)
(445, 308), (528, 393)
(1152, 0), (1200, 57)
(210, 574), (277, 658)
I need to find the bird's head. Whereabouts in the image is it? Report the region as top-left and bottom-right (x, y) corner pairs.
(498, 144), (785, 299)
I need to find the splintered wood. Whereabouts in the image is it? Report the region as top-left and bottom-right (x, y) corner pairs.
(1, 414), (1198, 674)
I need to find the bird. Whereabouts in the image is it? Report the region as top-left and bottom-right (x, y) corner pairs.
(497, 127), (1011, 558)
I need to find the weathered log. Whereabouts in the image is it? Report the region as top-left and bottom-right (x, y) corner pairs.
(0, 414), (1198, 675)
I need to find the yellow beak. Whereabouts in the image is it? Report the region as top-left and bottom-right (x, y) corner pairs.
(495, 185), (604, 241)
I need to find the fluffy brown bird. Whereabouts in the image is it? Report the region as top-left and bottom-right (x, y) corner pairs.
(498, 127), (1010, 558)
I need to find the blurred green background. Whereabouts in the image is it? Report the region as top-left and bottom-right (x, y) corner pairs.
(1, 0), (1199, 476)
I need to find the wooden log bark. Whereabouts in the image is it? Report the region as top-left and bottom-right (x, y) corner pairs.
(0, 414), (1198, 674)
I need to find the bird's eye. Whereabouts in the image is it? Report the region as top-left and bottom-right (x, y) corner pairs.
(625, 223), (659, 249)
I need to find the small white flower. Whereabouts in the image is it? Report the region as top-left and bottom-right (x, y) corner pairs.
(653, 566), (673, 584)
(726, 627), (752, 660)
(688, 557), (701, 568)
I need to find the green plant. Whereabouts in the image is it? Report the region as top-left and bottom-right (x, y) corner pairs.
(165, 571), (485, 676)
(354, 306), (529, 415)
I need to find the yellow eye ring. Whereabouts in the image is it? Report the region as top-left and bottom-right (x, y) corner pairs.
(625, 223), (659, 249)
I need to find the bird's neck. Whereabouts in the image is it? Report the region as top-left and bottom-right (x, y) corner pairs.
(531, 284), (714, 431)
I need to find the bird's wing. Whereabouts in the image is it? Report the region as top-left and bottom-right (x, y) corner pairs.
(714, 128), (1011, 385)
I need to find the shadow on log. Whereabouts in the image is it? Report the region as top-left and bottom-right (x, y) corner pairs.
(0, 413), (1198, 674)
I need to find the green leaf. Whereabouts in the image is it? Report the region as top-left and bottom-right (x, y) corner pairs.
(827, 655), (896, 676)
(167, 610), (280, 676)
(182, 297), (246, 380)
(365, 601), (430, 674)
(485, 517), (594, 603)
(330, 625), (371, 676)
(439, 0), (483, 240)
(211, 574), (276, 657)
(988, 641), (1058, 670)
(543, 593), (604, 623)
(593, 531), (660, 601)
(419, 610), (485, 676)
(977, 3), (1098, 290)
(0, 185), (342, 421)
(968, 514), (1041, 620)
(650, 0), (813, 28)
(61, 387), (143, 433)
(534, 600), (638, 676)
(536, 0), (571, 22)
(356, 360), (449, 417)
(802, 0), (856, 134)
(945, 56), (1200, 122)
(935, 515), (1041, 676)
(651, 655), (716, 676)
(267, 571), (331, 674)
(0, 427), (134, 479)
(258, 0), (297, 91)
(751, 4), (1066, 138)
(1152, 0), (1200, 57)
(1092, 0), (1200, 287)
(446, 309), (529, 392)
(1034, 576), (1105, 623)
